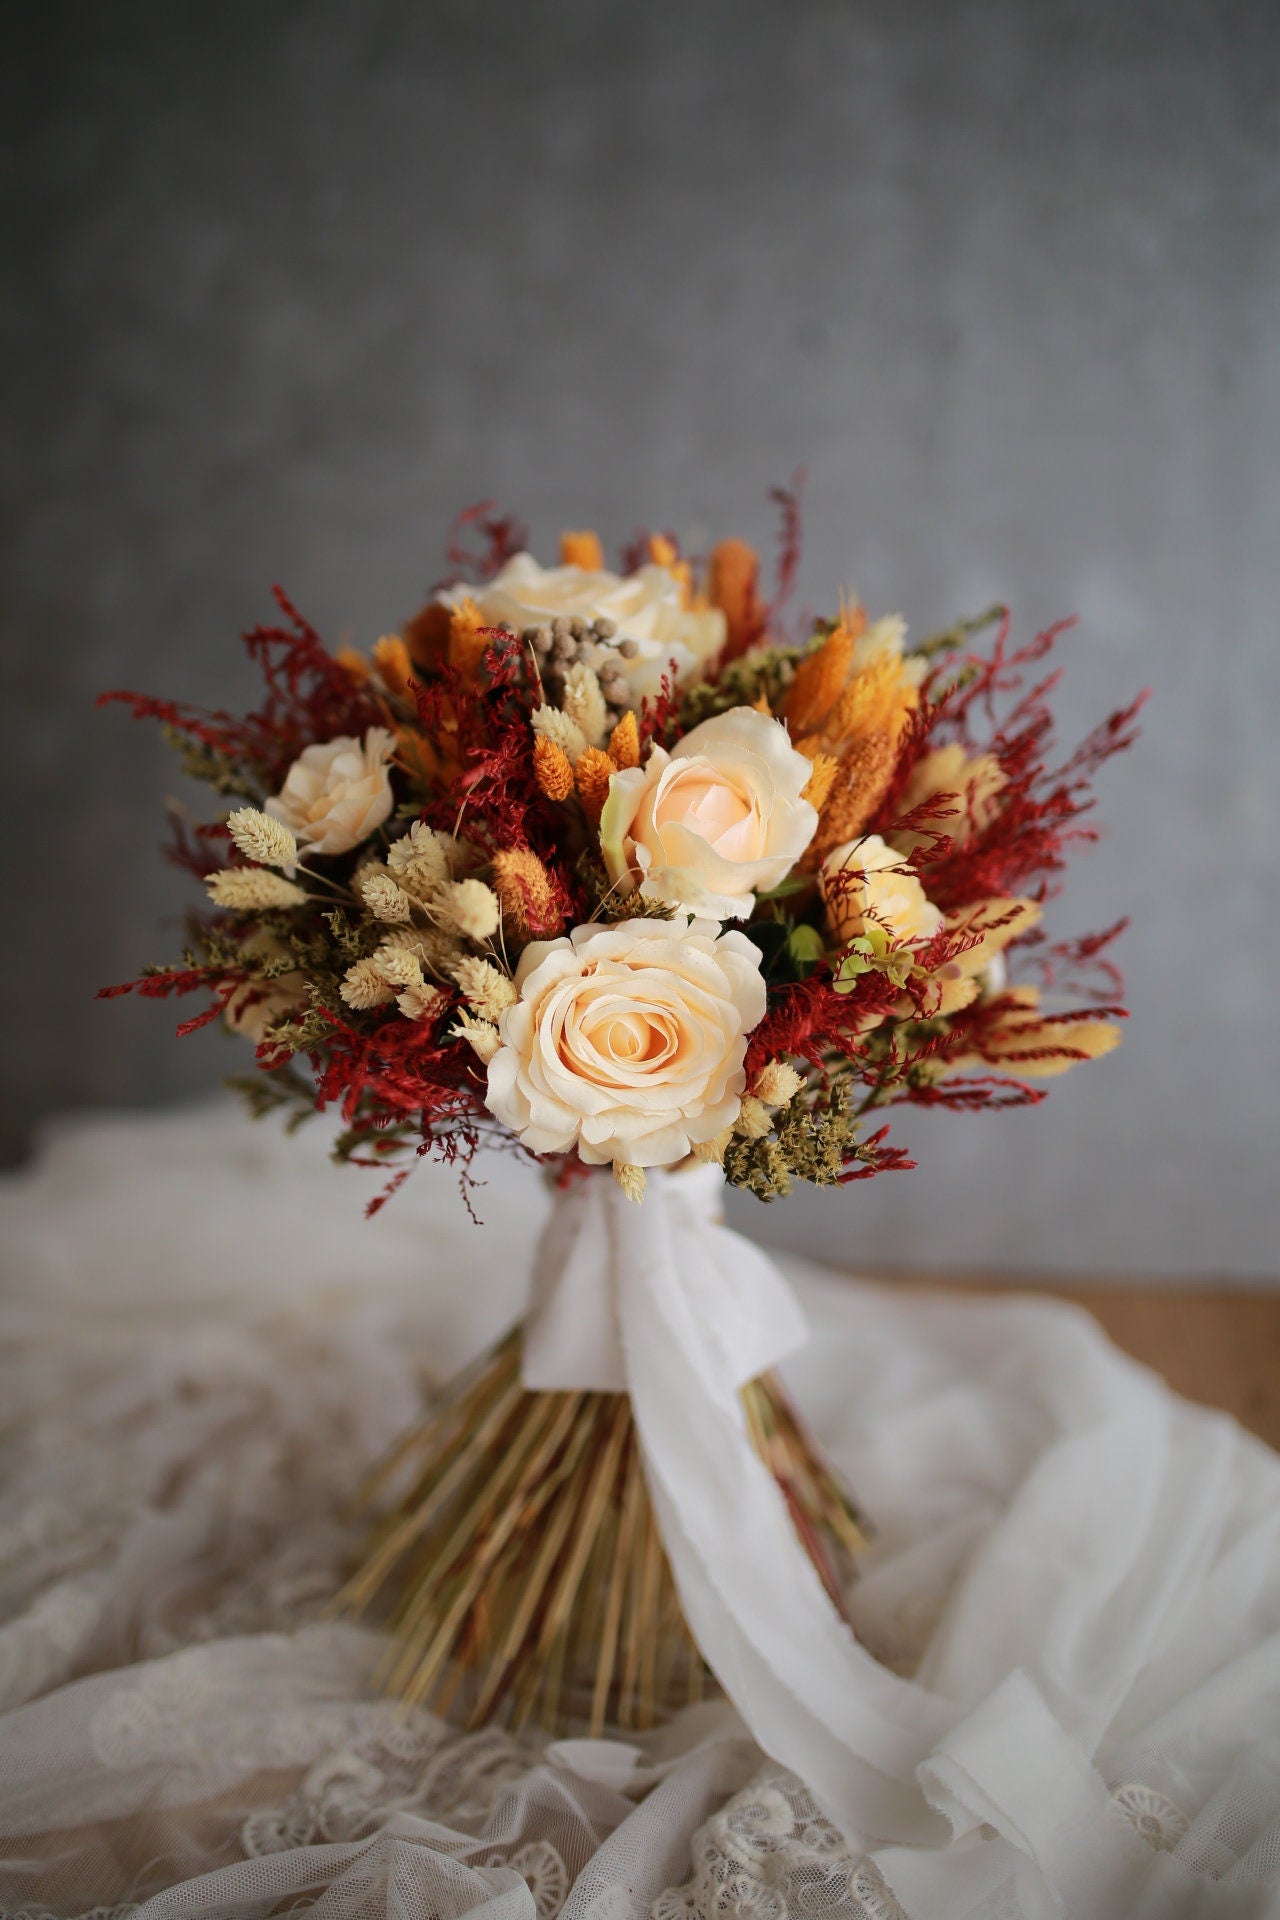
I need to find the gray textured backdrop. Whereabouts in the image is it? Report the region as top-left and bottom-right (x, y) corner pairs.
(3, 0), (1277, 1277)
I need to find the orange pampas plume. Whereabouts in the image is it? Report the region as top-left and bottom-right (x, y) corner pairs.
(804, 730), (899, 869)
(490, 849), (565, 942)
(607, 711), (641, 770)
(403, 600), (452, 672)
(534, 733), (575, 802)
(372, 634), (416, 702)
(560, 530), (605, 571)
(448, 597), (492, 679)
(709, 538), (766, 662)
(824, 650), (917, 752)
(336, 646), (372, 684)
(799, 751), (839, 813)
(575, 747), (617, 824)
(784, 620), (859, 736)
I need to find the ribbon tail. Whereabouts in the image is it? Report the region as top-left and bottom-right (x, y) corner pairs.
(611, 1176), (958, 1845)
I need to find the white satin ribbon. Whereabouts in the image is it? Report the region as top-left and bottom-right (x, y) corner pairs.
(521, 1166), (960, 1843)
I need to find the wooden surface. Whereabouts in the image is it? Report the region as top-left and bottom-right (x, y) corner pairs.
(906, 1281), (1280, 1452)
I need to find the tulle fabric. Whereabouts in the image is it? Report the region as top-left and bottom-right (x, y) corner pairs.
(2, 1102), (1279, 1918)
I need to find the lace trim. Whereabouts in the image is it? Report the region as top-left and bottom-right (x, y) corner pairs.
(1108, 1781), (1190, 1852)
(651, 1769), (907, 1920)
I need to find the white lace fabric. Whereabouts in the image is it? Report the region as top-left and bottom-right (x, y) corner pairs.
(2, 1103), (1279, 1918)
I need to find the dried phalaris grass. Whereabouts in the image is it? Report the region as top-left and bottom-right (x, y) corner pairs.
(336, 1333), (867, 1737)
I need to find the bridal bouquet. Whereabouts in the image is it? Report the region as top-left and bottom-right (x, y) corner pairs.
(102, 497), (1140, 1743)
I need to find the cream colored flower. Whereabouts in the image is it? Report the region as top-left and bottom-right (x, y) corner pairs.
(443, 552), (726, 698)
(265, 729), (395, 857)
(820, 834), (943, 948)
(889, 744), (1006, 859)
(224, 934), (305, 1044)
(486, 916), (766, 1168)
(600, 707), (817, 921)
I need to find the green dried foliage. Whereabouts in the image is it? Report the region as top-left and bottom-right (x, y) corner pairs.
(161, 725), (261, 798)
(723, 1086), (865, 1201)
(678, 646), (802, 730)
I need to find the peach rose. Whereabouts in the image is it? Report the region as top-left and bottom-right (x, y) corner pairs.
(599, 707), (817, 921)
(444, 552), (726, 697)
(265, 728), (395, 857)
(485, 916), (766, 1167)
(820, 834), (943, 948)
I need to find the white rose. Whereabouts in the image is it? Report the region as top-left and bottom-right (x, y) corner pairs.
(819, 834), (943, 948)
(485, 916), (766, 1168)
(444, 552), (726, 697)
(599, 707), (817, 921)
(265, 728), (395, 857)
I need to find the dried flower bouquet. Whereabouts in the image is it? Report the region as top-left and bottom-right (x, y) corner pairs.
(103, 494), (1140, 1736)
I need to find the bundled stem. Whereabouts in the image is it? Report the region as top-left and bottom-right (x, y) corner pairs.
(337, 1331), (867, 1736)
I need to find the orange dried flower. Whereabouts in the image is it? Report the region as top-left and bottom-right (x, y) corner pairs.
(784, 624), (856, 736)
(825, 650), (917, 750)
(372, 634), (415, 702)
(575, 746), (617, 824)
(491, 848), (565, 942)
(402, 600), (451, 671)
(534, 732), (575, 802)
(336, 646), (371, 685)
(607, 710), (641, 770)
(559, 529), (605, 571)
(448, 597), (492, 679)
(799, 751), (839, 813)
(647, 533), (693, 605)
(804, 730), (899, 869)
(708, 538), (765, 661)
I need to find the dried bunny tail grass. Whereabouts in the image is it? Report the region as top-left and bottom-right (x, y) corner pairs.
(733, 1095), (774, 1140)
(442, 879), (501, 943)
(559, 529), (606, 570)
(575, 747), (617, 824)
(534, 733), (575, 802)
(226, 807), (298, 870)
(561, 663), (609, 747)
(804, 730), (900, 870)
(337, 1334), (866, 1735)
(205, 868), (307, 911)
(398, 982), (448, 1022)
(691, 1127), (733, 1166)
(752, 1061), (804, 1106)
(532, 705), (588, 766)
(491, 848), (565, 942)
(361, 872), (415, 923)
(453, 956), (517, 1021)
(388, 822), (452, 899)
(607, 710), (641, 770)
(613, 1162), (646, 1204)
(451, 1012), (501, 1063)
(341, 957), (396, 1010)
(374, 945), (424, 989)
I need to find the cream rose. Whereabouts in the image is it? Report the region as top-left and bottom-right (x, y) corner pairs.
(485, 917), (766, 1167)
(820, 834), (943, 948)
(265, 728), (395, 857)
(443, 552), (726, 697)
(599, 707), (817, 921)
